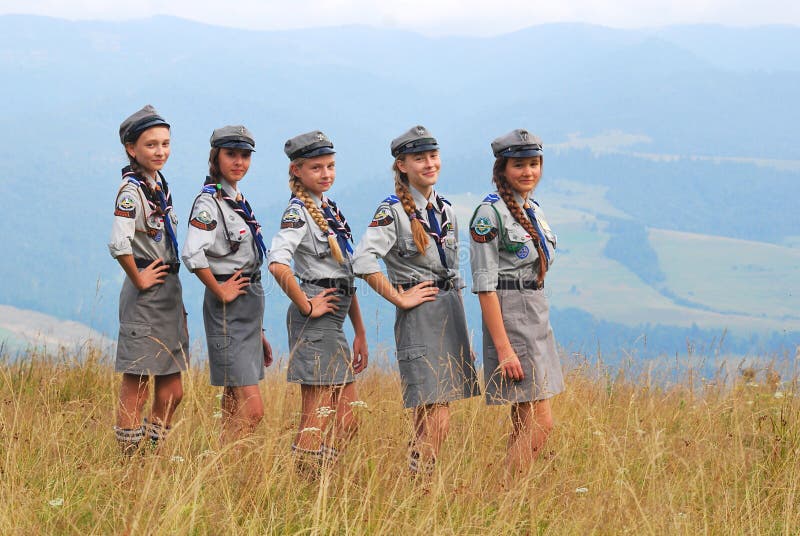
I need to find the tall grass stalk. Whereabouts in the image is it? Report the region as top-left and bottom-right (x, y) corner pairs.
(0, 346), (798, 534)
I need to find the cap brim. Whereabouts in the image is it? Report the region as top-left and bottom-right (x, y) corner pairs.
(300, 147), (336, 159)
(499, 148), (543, 158)
(397, 143), (439, 156)
(216, 141), (256, 151)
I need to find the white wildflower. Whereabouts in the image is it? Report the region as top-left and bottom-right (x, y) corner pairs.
(315, 406), (336, 417)
(48, 498), (64, 507)
(575, 487), (589, 494)
(774, 391), (785, 399)
(212, 411), (222, 419)
(170, 455), (185, 463)
(349, 400), (368, 408)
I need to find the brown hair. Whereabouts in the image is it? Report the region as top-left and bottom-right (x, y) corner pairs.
(392, 156), (429, 254)
(492, 156), (548, 284)
(289, 159), (345, 264)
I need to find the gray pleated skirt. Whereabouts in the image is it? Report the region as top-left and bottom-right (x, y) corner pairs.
(394, 288), (480, 409)
(483, 288), (565, 405)
(203, 279), (265, 387)
(286, 281), (355, 386)
(116, 272), (189, 376)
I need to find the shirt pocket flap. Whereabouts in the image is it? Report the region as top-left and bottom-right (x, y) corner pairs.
(120, 322), (151, 339)
(399, 237), (421, 257)
(506, 224), (531, 244)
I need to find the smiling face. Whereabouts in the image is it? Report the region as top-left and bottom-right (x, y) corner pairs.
(291, 154), (336, 197)
(396, 149), (440, 197)
(125, 126), (171, 176)
(217, 147), (252, 184)
(503, 156), (542, 197)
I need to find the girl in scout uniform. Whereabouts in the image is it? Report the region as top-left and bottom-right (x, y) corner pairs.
(351, 125), (480, 476)
(469, 128), (564, 472)
(268, 130), (368, 473)
(108, 104), (189, 454)
(181, 125), (273, 443)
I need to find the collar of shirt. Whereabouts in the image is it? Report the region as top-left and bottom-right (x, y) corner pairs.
(512, 190), (533, 209)
(220, 179), (240, 199)
(410, 186), (440, 213)
(307, 192), (324, 209)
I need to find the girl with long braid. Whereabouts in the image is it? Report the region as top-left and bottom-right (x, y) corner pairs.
(108, 105), (189, 454)
(469, 128), (563, 475)
(182, 125), (273, 443)
(268, 130), (368, 475)
(351, 125), (480, 477)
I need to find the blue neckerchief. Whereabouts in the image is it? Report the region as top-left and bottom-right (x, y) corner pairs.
(237, 198), (267, 261)
(425, 202), (448, 269)
(321, 202), (354, 256)
(154, 183), (180, 258)
(524, 204), (551, 265)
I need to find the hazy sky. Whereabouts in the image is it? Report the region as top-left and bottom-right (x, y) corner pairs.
(1, 0), (798, 35)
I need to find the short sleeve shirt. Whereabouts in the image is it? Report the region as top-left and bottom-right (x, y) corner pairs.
(469, 191), (557, 292)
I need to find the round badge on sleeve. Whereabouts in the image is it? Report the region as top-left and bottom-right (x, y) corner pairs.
(152, 230), (163, 242)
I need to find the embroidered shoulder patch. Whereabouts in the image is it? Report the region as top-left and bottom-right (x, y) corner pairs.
(114, 196), (136, 218)
(368, 205), (394, 227)
(483, 193), (500, 203)
(470, 216), (498, 243)
(382, 195), (400, 205)
(190, 210), (217, 231)
(280, 206), (305, 229)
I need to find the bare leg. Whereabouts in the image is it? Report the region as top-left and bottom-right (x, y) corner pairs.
(117, 373), (150, 429)
(115, 373), (150, 454)
(220, 385), (264, 444)
(507, 399), (554, 474)
(150, 372), (183, 426)
(410, 403), (450, 475)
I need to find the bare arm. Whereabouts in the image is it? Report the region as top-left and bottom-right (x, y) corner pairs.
(268, 262), (338, 318)
(348, 294), (368, 373)
(362, 272), (438, 310)
(478, 291), (524, 381)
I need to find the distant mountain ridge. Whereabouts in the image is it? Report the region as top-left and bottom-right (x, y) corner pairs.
(0, 15), (797, 359)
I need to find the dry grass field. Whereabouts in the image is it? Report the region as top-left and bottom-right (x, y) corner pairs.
(1, 346), (798, 534)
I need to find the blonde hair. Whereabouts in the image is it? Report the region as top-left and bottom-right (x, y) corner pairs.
(289, 159), (345, 264)
(392, 156), (429, 254)
(492, 156), (548, 285)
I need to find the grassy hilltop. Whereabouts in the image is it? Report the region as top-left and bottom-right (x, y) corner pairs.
(1, 347), (799, 534)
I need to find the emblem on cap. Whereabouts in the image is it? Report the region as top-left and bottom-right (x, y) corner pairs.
(316, 133), (325, 141)
(416, 126), (426, 136)
(238, 126), (246, 135)
(520, 131), (529, 142)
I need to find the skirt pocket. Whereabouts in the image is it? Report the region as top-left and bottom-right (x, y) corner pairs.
(207, 335), (233, 368)
(397, 344), (426, 387)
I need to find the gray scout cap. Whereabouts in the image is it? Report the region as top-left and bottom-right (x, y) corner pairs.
(491, 129), (543, 158)
(390, 125), (439, 157)
(284, 130), (335, 160)
(119, 104), (170, 144)
(210, 125), (256, 151)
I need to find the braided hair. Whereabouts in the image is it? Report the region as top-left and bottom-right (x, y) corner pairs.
(492, 157), (548, 284)
(289, 160), (345, 264)
(392, 157), (429, 254)
(207, 147), (224, 199)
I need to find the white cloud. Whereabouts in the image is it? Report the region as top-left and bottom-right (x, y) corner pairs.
(2, 0), (799, 35)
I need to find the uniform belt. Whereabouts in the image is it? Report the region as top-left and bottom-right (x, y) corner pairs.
(134, 258), (180, 274)
(214, 271), (262, 282)
(302, 278), (356, 296)
(496, 278), (543, 290)
(398, 279), (456, 291)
